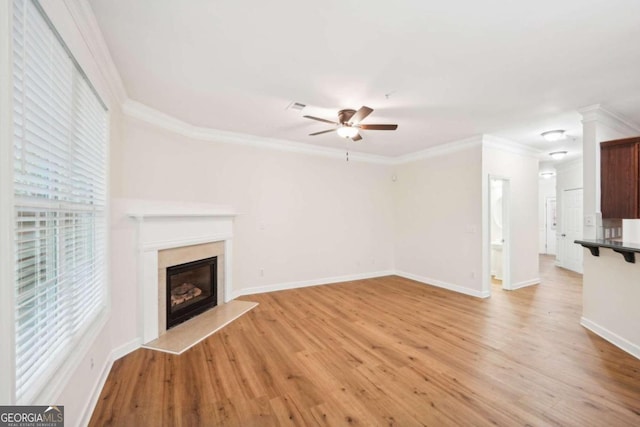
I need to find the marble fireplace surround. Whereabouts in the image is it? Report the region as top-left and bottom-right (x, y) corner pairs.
(129, 202), (236, 344)
(158, 241), (225, 337)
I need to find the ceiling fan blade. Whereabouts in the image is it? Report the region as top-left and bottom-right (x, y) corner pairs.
(357, 124), (398, 131)
(348, 106), (373, 124)
(351, 134), (363, 142)
(303, 115), (339, 125)
(309, 128), (336, 136)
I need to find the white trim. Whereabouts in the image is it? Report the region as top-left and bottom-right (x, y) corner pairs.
(77, 337), (141, 427)
(233, 270), (395, 298)
(483, 134), (543, 158)
(0, 0), (15, 404)
(130, 209), (236, 343)
(111, 337), (143, 361)
(394, 271), (490, 299)
(61, 0), (127, 104)
(122, 99), (393, 165)
(578, 104), (640, 135)
(392, 135), (483, 164)
(581, 317), (640, 360)
(510, 278), (540, 290)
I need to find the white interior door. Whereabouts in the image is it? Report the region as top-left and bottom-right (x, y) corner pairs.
(545, 197), (557, 255)
(560, 189), (583, 273)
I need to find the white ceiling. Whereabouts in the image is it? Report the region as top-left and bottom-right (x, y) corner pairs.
(88, 0), (640, 158)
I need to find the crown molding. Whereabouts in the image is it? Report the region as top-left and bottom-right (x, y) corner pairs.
(578, 104), (640, 135)
(122, 99), (394, 165)
(482, 134), (543, 158)
(62, 0), (127, 105)
(122, 100), (544, 166)
(391, 136), (483, 165)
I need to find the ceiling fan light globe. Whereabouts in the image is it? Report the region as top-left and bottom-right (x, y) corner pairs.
(337, 126), (359, 139)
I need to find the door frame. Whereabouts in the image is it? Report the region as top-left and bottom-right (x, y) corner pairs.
(484, 175), (512, 295)
(545, 196), (557, 255)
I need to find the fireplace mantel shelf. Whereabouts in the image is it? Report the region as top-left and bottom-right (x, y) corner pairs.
(128, 206), (238, 220)
(129, 211), (237, 219)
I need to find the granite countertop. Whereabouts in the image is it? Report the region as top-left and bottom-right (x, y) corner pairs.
(574, 238), (640, 263)
(574, 238), (640, 253)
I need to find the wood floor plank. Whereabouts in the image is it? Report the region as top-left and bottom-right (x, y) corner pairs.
(89, 256), (640, 426)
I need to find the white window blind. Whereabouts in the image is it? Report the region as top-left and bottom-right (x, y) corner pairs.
(12, 0), (108, 403)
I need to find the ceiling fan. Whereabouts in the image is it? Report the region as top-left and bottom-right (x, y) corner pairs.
(303, 106), (398, 141)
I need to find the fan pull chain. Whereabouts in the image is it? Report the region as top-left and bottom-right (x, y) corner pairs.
(346, 150), (349, 162)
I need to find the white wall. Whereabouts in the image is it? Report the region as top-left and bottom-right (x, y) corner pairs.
(117, 115), (396, 298)
(538, 176), (556, 254)
(482, 143), (540, 290)
(582, 249), (640, 359)
(393, 143), (484, 296)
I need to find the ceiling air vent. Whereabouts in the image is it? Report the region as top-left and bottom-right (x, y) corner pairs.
(287, 102), (306, 111)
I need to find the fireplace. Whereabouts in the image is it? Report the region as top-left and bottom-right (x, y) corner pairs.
(127, 201), (235, 343)
(166, 256), (218, 329)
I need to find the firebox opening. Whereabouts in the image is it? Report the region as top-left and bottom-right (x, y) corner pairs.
(166, 256), (217, 329)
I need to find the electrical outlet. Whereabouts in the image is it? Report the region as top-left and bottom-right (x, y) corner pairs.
(584, 215), (595, 226)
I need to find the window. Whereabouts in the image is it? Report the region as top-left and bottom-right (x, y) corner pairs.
(12, 0), (108, 403)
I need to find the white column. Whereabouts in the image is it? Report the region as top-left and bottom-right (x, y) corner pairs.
(579, 105), (640, 239)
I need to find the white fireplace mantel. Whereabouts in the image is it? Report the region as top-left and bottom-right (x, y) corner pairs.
(128, 201), (237, 343)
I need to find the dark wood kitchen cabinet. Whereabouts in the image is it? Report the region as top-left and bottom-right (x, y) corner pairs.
(600, 136), (640, 218)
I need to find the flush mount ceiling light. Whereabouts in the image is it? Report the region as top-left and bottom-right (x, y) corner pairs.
(540, 171), (556, 179)
(549, 151), (568, 160)
(541, 129), (566, 142)
(336, 125), (359, 139)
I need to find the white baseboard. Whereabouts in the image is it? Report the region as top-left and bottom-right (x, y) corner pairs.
(510, 278), (540, 290)
(78, 337), (142, 427)
(581, 317), (640, 360)
(112, 337), (143, 361)
(234, 270), (395, 298)
(395, 271), (489, 298)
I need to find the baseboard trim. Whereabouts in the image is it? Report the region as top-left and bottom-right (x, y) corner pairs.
(511, 278), (540, 290)
(581, 317), (640, 360)
(236, 270), (395, 297)
(78, 337), (142, 427)
(112, 337), (143, 361)
(395, 271), (489, 298)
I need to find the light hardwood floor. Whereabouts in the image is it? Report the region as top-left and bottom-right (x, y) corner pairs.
(90, 256), (640, 426)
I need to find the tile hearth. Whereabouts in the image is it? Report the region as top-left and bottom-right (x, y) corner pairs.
(142, 299), (258, 354)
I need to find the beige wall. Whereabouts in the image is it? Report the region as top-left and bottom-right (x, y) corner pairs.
(393, 144), (485, 295)
(118, 116), (396, 295)
(482, 144), (540, 289)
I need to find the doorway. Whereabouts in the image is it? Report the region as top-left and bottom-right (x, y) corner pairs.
(545, 197), (557, 255)
(559, 188), (583, 273)
(489, 177), (511, 291)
